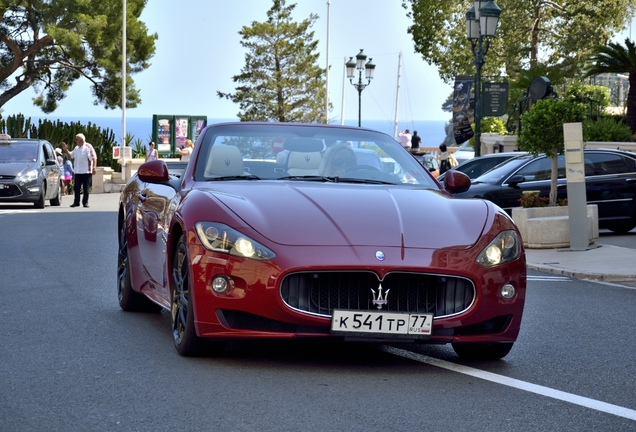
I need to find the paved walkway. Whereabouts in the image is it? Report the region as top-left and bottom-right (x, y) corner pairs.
(526, 245), (636, 282)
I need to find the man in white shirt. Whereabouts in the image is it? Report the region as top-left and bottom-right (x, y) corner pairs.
(61, 133), (94, 208)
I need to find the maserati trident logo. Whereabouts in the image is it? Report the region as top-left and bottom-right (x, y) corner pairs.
(371, 283), (389, 310)
(224, 158), (231, 167)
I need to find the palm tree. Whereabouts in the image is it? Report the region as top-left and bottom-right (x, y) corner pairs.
(585, 38), (636, 134)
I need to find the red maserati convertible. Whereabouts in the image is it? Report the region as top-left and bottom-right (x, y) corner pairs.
(117, 122), (526, 359)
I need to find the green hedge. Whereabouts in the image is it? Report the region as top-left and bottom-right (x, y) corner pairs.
(0, 114), (119, 170)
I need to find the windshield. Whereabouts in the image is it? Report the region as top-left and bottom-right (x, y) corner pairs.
(472, 156), (533, 183)
(0, 142), (38, 163)
(193, 123), (437, 187)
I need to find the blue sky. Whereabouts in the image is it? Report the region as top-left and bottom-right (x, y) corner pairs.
(2, 0), (635, 124)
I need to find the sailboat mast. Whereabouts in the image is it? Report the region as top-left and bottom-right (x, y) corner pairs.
(393, 52), (402, 139)
(340, 56), (346, 125)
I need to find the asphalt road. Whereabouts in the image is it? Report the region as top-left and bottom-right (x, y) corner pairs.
(1, 194), (635, 431)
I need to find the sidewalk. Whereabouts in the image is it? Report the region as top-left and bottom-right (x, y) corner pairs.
(525, 244), (636, 282)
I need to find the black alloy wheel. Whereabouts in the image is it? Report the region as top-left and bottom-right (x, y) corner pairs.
(171, 235), (225, 357)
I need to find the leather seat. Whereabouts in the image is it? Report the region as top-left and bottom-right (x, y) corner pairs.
(204, 144), (244, 177)
(286, 151), (322, 176)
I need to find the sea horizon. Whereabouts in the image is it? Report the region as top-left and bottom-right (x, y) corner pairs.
(18, 115), (451, 147)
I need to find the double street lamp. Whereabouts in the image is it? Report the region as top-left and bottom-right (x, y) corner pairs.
(465, 1), (501, 157)
(346, 50), (376, 127)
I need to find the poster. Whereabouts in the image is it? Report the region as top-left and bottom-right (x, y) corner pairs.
(191, 118), (207, 142)
(176, 117), (189, 149)
(452, 76), (475, 144)
(112, 146), (121, 159)
(157, 118), (172, 153)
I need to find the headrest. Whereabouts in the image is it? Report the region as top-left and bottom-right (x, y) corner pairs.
(287, 151), (322, 170)
(204, 144), (244, 177)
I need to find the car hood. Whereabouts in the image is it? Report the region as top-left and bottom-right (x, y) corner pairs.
(0, 162), (36, 176)
(202, 182), (489, 249)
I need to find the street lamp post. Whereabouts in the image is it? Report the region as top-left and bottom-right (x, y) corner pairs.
(465, 0), (501, 157)
(346, 50), (376, 127)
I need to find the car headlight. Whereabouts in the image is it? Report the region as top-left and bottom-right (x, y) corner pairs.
(476, 230), (520, 267)
(195, 222), (275, 261)
(17, 169), (38, 183)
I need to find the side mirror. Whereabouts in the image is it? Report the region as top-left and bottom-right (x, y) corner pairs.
(45, 159), (57, 166)
(443, 170), (471, 193)
(507, 174), (525, 186)
(138, 160), (170, 183)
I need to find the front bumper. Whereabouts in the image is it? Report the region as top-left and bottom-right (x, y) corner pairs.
(186, 242), (526, 345)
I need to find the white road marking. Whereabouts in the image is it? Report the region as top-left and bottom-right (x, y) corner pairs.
(382, 345), (636, 421)
(527, 275), (571, 281)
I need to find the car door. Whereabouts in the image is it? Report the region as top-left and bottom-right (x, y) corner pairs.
(41, 142), (59, 199)
(490, 156), (564, 212)
(583, 151), (636, 225)
(135, 182), (178, 292)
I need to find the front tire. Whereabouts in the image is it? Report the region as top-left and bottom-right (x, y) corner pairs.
(50, 182), (61, 206)
(452, 342), (514, 360)
(607, 221), (636, 234)
(171, 236), (225, 357)
(117, 220), (161, 312)
(34, 183), (46, 209)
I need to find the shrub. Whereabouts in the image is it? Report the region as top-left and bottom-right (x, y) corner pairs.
(469, 117), (508, 146)
(583, 116), (633, 142)
(517, 99), (585, 206)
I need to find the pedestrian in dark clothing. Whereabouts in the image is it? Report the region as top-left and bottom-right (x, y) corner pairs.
(411, 130), (422, 152)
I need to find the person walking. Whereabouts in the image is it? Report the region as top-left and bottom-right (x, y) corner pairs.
(61, 134), (94, 208)
(437, 143), (458, 174)
(145, 141), (158, 162)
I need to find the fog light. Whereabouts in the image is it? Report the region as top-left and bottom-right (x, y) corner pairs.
(211, 276), (233, 294)
(500, 283), (516, 299)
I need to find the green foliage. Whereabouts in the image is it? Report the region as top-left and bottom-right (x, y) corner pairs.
(468, 117), (508, 146)
(0, 114), (118, 170)
(517, 99), (586, 156)
(125, 134), (146, 158)
(403, 1), (636, 84)
(0, 0), (157, 113)
(584, 38), (636, 133)
(217, 0), (328, 123)
(517, 99), (585, 205)
(565, 83), (610, 108)
(583, 116), (634, 142)
(402, 0), (636, 122)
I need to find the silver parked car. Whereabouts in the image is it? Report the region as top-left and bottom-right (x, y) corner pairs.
(0, 134), (62, 208)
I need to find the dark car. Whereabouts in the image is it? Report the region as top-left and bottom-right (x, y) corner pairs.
(118, 122), (526, 360)
(453, 148), (636, 233)
(438, 152), (526, 182)
(0, 134), (62, 208)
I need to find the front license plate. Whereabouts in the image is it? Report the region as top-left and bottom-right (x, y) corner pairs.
(331, 310), (433, 338)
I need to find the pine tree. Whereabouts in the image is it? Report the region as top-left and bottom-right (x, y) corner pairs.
(217, 0), (327, 123)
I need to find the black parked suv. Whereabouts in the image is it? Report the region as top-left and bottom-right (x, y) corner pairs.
(0, 134), (62, 208)
(453, 148), (636, 233)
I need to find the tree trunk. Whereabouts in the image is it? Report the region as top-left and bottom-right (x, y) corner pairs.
(549, 148), (559, 206)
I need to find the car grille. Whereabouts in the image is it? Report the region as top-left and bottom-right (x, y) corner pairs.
(0, 183), (20, 197)
(280, 271), (475, 319)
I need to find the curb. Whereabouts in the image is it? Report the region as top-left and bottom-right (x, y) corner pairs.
(526, 263), (636, 282)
